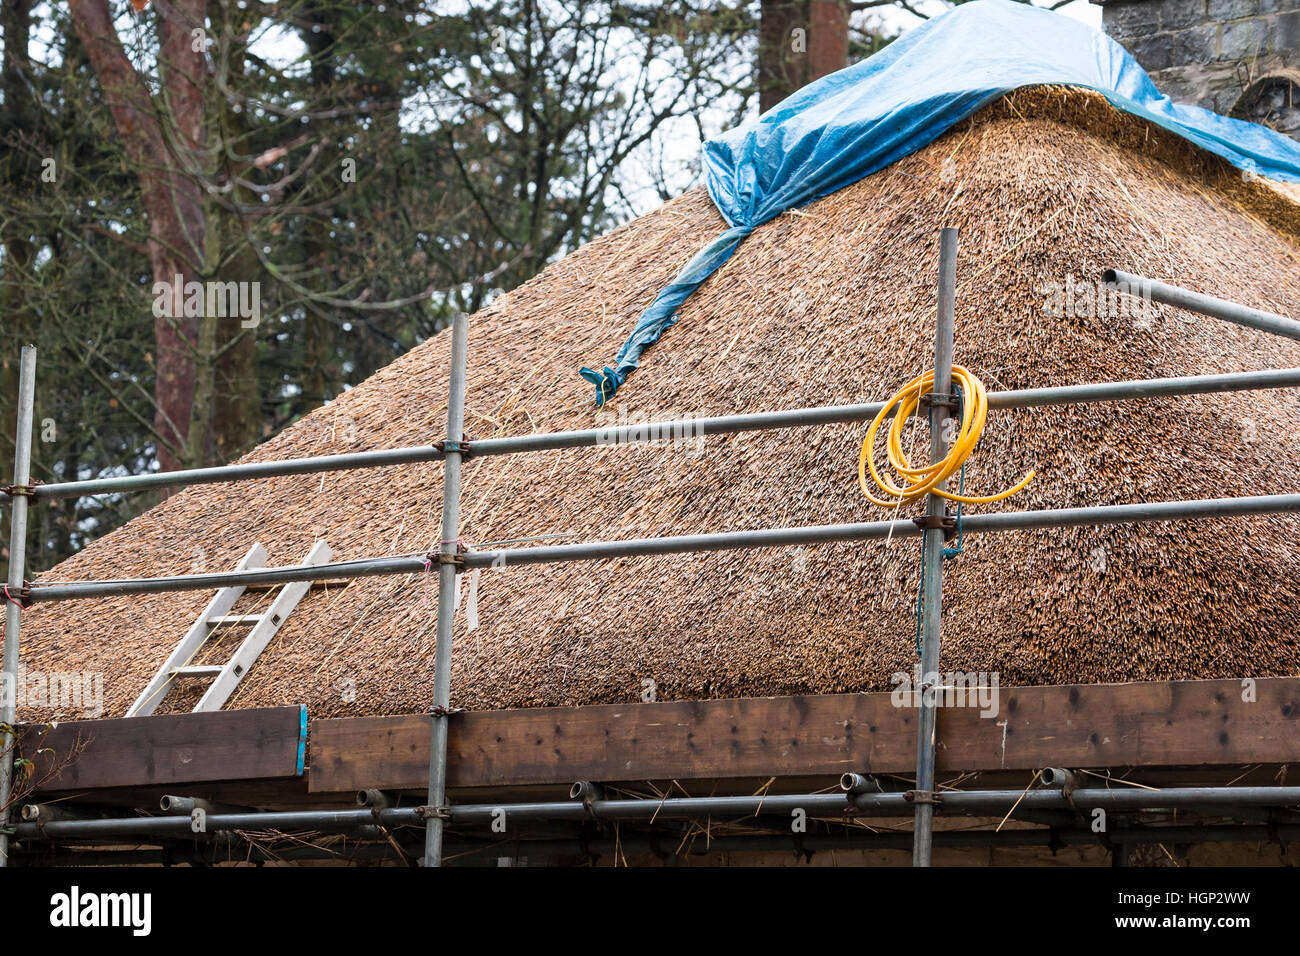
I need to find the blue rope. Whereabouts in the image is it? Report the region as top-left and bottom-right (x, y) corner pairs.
(943, 464), (966, 560)
(914, 541), (926, 658)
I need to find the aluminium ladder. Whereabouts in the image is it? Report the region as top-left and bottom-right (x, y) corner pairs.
(125, 540), (332, 716)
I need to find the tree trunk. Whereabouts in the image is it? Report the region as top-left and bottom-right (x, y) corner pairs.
(759, 0), (849, 111)
(208, 4), (261, 462)
(759, 0), (808, 113)
(300, 11), (339, 413)
(211, 276), (261, 462)
(808, 0), (849, 83)
(69, 0), (209, 473)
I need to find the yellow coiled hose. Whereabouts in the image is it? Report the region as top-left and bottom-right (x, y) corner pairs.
(858, 365), (1035, 508)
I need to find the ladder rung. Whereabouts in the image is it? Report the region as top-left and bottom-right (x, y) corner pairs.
(125, 539), (331, 718)
(170, 664), (225, 678)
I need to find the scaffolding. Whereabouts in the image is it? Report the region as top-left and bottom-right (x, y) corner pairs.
(4, 228), (1300, 867)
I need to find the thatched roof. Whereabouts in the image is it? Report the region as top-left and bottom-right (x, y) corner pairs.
(19, 88), (1300, 722)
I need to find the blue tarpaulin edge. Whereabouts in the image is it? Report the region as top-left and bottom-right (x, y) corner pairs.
(579, 0), (1300, 404)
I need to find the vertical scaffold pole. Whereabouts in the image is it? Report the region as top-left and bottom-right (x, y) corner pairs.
(913, 230), (958, 867)
(0, 345), (37, 867)
(423, 314), (468, 868)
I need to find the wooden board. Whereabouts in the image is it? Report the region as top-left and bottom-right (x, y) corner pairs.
(308, 678), (1300, 792)
(18, 706), (307, 793)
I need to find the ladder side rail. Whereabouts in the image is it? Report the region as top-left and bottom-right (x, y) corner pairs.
(124, 543), (269, 717)
(193, 541), (333, 713)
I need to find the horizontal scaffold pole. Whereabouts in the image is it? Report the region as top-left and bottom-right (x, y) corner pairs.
(29, 445), (452, 501)
(26, 492), (1300, 602)
(1104, 269), (1300, 342)
(13, 786), (1300, 841)
(23, 366), (1300, 501)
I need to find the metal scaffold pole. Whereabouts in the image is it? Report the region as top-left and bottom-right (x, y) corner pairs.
(423, 313), (469, 868)
(18, 492), (1300, 602)
(913, 229), (958, 867)
(11, 784), (1300, 843)
(1104, 269), (1300, 342)
(15, 365), (1300, 503)
(0, 346), (36, 867)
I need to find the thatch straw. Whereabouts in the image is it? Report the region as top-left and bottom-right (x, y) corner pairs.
(17, 87), (1300, 722)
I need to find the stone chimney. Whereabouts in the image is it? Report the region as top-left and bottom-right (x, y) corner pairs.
(1099, 0), (1300, 136)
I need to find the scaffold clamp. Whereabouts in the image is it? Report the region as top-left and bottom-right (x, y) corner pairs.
(2, 480), (41, 499)
(912, 513), (957, 541)
(918, 391), (960, 411)
(904, 790), (944, 805)
(434, 435), (473, 457)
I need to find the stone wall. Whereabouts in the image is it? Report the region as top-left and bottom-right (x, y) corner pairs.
(1099, 0), (1300, 136)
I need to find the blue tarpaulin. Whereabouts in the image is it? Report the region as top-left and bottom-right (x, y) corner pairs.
(579, 0), (1300, 404)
